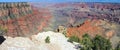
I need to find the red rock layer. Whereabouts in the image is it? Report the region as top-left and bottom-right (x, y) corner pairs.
(66, 19), (113, 39)
(0, 3), (52, 37)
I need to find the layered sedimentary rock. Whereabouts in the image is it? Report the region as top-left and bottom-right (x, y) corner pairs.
(66, 19), (116, 39)
(49, 2), (120, 39)
(0, 2), (51, 37)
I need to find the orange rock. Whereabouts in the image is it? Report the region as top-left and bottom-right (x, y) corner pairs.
(106, 30), (115, 39)
(67, 19), (105, 39)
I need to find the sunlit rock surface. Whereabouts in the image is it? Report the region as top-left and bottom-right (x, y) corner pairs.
(66, 19), (117, 38)
(0, 31), (76, 50)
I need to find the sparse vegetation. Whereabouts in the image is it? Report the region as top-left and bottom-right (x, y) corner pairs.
(67, 33), (113, 50)
(67, 35), (80, 43)
(0, 26), (7, 36)
(115, 41), (120, 50)
(92, 35), (112, 50)
(81, 34), (93, 50)
(45, 36), (50, 43)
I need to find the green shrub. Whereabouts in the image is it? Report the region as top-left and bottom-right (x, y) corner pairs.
(115, 41), (120, 50)
(0, 26), (7, 36)
(45, 36), (50, 43)
(81, 34), (93, 50)
(92, 35), (112, 50)
(67, 35), (80, 43)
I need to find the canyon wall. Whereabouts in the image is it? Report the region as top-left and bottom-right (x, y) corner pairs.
(0, 2), (51, 37)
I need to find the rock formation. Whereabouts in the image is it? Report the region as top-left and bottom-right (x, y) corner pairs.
(66, 19), (116, 39)
(0, 2), (52, 37)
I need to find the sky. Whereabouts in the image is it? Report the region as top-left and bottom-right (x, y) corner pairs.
(0, 0), (119, 3)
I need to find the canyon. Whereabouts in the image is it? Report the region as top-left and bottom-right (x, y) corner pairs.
(0, 2), (119, 49)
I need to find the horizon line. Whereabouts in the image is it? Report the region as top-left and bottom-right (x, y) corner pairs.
(0, 0), (119, 3)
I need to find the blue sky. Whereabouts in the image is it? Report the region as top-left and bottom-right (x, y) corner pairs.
(0, 0), (119, 3)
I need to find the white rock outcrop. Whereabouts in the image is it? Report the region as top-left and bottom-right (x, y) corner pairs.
(0, 31), (76, 50)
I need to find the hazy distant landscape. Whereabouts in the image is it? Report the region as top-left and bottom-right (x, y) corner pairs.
(0, 2), (120, 50)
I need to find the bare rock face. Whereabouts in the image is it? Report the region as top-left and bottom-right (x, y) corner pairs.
(0, 2), (52, 37)
(0, 31), (76, 50)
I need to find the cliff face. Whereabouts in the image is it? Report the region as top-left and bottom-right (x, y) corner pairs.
(49, 3), (120, 39)
(0, 2), (52, 37)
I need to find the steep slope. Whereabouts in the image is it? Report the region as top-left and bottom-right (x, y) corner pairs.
(67, 19), (116, 39)
(0, 2), (52, 37)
